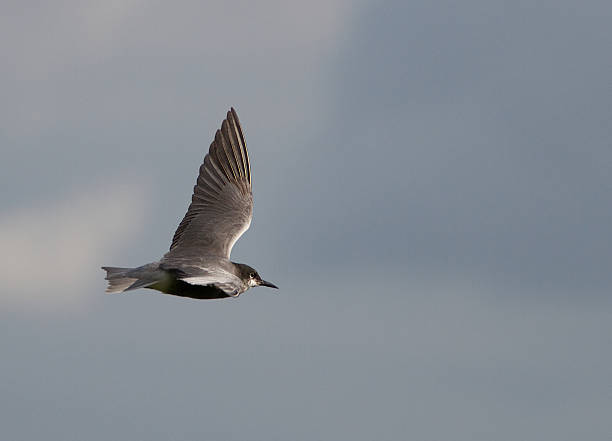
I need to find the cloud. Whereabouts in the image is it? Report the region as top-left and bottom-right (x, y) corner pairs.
(0, 178), (149, 313)
(0, 0), (356, 138)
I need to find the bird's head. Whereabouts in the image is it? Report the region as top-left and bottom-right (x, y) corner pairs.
(235, 263), (278, 290)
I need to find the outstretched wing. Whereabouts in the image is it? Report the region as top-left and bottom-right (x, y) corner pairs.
(167, 108), (252, 259)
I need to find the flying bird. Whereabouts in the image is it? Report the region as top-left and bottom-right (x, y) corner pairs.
(102, 108), (277, 299)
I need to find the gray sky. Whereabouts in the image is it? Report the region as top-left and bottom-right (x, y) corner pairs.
(1, 1), (611, 440)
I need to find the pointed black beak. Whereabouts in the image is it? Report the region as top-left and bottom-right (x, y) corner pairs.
(259, 280), (279, 289)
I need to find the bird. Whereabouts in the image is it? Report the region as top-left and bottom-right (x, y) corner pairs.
(102, 108), (277, 299)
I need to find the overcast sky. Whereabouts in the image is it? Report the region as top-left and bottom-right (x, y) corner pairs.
(1, 1), (611, 440)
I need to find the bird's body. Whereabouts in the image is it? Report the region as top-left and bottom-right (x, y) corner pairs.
(102, 108), (277, 299)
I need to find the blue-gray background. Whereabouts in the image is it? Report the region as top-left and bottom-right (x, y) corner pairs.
(1, 1), (611, 440)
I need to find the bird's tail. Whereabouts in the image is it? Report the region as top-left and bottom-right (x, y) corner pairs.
(102, 263), (166, 293)
(101, 266), (138, 293)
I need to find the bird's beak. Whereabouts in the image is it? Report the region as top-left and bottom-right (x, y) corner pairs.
(259, 280), (279, 289)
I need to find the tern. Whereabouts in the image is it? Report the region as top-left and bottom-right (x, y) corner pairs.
(102, 108), (277, 299)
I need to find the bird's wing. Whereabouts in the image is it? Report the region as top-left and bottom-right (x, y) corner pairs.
(167, 108), (252, 259)
(181, 270), (243, 296)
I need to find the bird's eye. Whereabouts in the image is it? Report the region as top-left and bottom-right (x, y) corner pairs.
(250, 272), (256, 278)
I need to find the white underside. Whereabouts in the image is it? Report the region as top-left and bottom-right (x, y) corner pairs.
(182, 271), (242, 295)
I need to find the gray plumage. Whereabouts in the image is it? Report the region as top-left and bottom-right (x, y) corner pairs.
(102, 108), (277, 299)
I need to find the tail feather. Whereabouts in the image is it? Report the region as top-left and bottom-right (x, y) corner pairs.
(102, 266), (138, 293)
(102, 264), (165, 293)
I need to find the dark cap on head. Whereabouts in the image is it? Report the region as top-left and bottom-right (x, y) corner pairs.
(234, 263), (278, 289)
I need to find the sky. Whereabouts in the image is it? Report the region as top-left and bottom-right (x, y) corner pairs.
(1, 1), (611, 440)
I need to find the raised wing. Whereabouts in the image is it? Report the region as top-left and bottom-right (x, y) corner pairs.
(167, 108), (252, 259)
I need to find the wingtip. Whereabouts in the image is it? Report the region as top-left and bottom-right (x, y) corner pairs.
(229, 107), (240, 122)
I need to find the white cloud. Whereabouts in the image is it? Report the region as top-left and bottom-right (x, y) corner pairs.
(0, 178), (149, 313)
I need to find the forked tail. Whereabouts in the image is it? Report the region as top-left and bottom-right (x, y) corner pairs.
(102, 264), (165, 293)
(101, 266), (138, 293)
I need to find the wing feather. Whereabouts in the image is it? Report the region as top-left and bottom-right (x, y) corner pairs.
(229, 108), (250, 185)
(166, 108), (252, 259)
